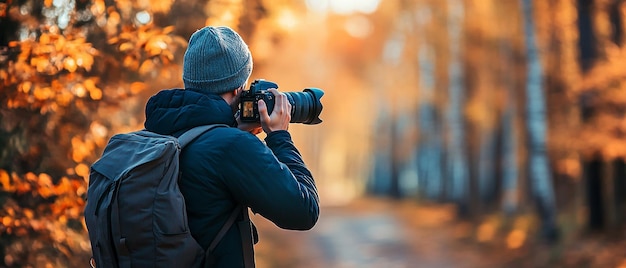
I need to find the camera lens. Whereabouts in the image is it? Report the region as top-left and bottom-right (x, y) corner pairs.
(284, 88), (324, 125)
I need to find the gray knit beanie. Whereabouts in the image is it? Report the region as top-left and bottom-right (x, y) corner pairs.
(182, 26), (253, 94)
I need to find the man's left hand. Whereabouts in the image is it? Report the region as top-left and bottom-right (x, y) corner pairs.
(236, 113), (263, 135)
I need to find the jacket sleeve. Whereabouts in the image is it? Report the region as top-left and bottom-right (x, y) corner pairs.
(221, 130), (319, 230)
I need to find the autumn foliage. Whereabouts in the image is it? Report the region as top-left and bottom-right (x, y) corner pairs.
(0, 170), (87, 266)
(0, 0), (266, 266)
(1, 0), (626, 266)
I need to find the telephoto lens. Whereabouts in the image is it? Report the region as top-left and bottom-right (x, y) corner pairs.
(239, 79), (324, 125)
(284, 88), (324, 124)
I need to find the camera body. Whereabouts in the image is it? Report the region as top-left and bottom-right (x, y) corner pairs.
(239, 79), (324, 125)
(239, 79), (278, 122)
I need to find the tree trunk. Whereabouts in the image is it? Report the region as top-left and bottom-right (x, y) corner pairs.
(521, 0), (559, 240)
(613, 158), (626, 228)
(585, 154), (605, 230)
(445, 0), (470, 215)
(369, 111), (394, 195)
(497, 3), (521, 215)
(390, 112), (402, 199)
(501, 88), (520, 215)
(416, 13), (443, 200)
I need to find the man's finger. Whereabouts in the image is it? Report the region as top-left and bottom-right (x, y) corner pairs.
(267, 89), (286, 113)
(258, 99), (271, 123)
(267, 88), (279, 96)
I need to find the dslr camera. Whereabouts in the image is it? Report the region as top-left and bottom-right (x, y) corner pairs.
(239, 79), (324, 125)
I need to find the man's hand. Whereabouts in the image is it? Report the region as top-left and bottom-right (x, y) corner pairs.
(236, 118), (263, 135)
(236, 111), (263, 135)
(258, 88), (291, 133)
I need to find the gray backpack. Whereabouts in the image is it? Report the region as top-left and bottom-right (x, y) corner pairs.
(84, 125), (238, 268)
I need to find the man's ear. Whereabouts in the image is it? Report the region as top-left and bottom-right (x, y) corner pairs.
(234, 86), (244, 96)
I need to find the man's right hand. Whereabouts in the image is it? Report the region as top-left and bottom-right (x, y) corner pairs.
(258, 88), (291, 133)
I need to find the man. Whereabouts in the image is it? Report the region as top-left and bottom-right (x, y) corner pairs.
(143, 26), (320, 267)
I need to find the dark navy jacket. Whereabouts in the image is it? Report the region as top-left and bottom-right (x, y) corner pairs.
(144, 89), (320, 267)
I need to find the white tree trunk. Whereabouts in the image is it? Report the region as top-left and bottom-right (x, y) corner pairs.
(417, 40), (444, 200)
(498, 21), (521, 215)
(521, 0), (558, 235)
(445, 0), (469, 210)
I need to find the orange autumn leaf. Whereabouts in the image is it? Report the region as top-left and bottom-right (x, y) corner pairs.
(32, 57), (50, 73)
(119, 42), (134, 52)
(53, 35), (67, 51)
(56, 91), (74, 106)
(23, 209), (34, 220)
(72, 83), (87, 98)
(130, 82), (147, 94)
(84, 78), (97, 91)
(89, 88), (103, 100)
(2, 216), (12, 227)
(75, 163), (90, 179)
(5, 207), (14, 217)
(15, 181), (31, 194)
(24, 172), (37, 182)
(138, 60), (155, 76)
(0, 70), (8, 84)
(91, 0), (106, 15)
(0, 169), (12, 191)
(76, 52), (94, 71)
(63, 57), (78, 72)
(33, 86), (54, 100)
(38, 187), (54, 198)
(146, 39), (167, 56)
(20, 81), (32, 93)
(38, 173), (53, 188)
(53, 177), (72, 195)
(162, 25), (175, 34)
(71, 136), (90, 162)
(123, 55), (139, 69)
(39, 33), (51, 44)
(150, 0), (174, 13)
(52, 228), (67, 242)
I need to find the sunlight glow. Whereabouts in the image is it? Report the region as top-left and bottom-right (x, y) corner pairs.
(135, 11), (151, 25)
(306, 0), (380, 14)
(277, 8), (298, 31)
(304, 0), (328, 13)
(344, 15), (373, 38)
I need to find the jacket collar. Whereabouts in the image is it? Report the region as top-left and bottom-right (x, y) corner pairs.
(144, 89), (236, 135)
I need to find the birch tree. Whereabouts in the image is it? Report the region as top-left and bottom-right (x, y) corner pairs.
(521, 0), (559, 239)
(445, 0), (470, 213)
(495, 0), (521, 216)
(414, 6), (444, 200)
(469, 0), (499, 208)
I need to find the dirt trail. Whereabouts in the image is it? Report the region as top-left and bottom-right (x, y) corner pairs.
(252, 198), (481, 268)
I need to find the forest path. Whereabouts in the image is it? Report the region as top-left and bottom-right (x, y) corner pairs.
(252, 198), (486, 268)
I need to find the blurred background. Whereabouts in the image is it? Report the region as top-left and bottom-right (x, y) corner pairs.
(1, 0), (626, 267)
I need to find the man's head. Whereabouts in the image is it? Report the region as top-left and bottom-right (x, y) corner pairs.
(182, 26), (253, 95)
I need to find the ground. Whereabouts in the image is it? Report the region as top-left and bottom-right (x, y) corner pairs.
(252, 197), (626, 268)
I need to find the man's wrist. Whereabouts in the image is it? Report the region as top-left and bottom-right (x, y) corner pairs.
(265, 130), (291, 144)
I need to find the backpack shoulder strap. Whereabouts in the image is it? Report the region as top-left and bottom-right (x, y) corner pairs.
(208, 205), (242, 252)
(179, 125), (251, 266)
(178, 124), (228, 148)
(239, 207), (255, 267)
